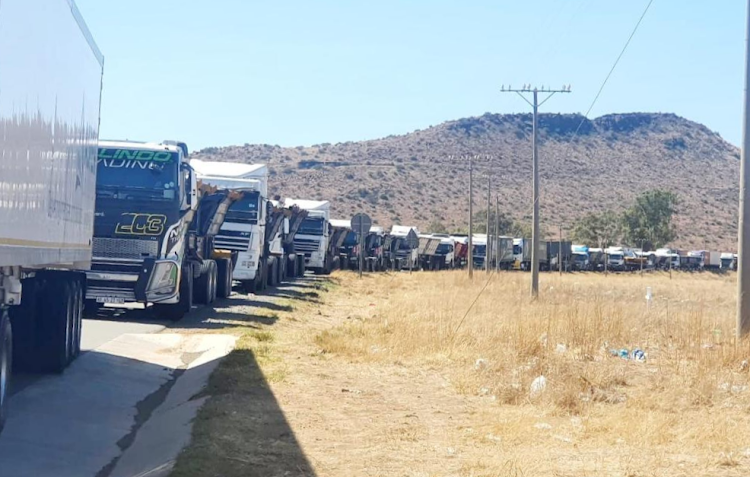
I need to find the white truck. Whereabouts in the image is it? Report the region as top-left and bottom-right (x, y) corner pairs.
(286, 199), (333, 275)
(191, 160), (271, 293)
(0, 0), (104, 431)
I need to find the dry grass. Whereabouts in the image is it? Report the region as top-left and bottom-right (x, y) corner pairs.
(315, 270), (750, 474)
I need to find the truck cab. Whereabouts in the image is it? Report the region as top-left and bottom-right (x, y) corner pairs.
(286, 199), (332, 275)
(190, 160), (268, 293)
(472, 234), (488, 270)
(88, 141), (234, 320)
(604, 247), (625, 271)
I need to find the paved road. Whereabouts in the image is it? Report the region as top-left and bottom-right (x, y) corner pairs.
(11, 308), (166, 396)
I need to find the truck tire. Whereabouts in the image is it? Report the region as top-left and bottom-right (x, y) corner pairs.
(37, 279), (74, 373)
(70, 281), (83, 360)
(194, 260), (217, 305)
(261, 261), (269, 291)
(83, 299), (102, 318)
(241, 280), (256, 294)
(0, 310), (12, 434)
(216, 259), (233, 299)
(155, 265), (193, 321)
(297, 256), (306, 277)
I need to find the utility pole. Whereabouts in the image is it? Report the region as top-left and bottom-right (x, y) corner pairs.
(502, 84), (571, 298)
(739, 0), (750, 338)
(495, 196), (500, 272)
(468, 156), (474, 279)
(559, 225), (563, 276)
(486, 174), (491, 275)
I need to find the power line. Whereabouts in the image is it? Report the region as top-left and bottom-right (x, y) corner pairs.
(574, 0), (656, 135)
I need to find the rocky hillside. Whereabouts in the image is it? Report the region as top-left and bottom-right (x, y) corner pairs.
(193, 113), (740, 250)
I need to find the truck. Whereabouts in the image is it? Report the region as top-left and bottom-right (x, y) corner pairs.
(286, 199), (334, 275)
(512, 238), (548, 271)
(571, 245), (591, 271)
(330, 219), (358, 270)
(0, 0), (104, 431)
(547, 241), (572, 272)
(390, 226), (420, 270)
(87, 141), (236, 321)
(689, 250), (721, 270)
(721, 253), (737, 271)
(418, 235), (449, 271)
(330, 220), (386, 272)
(472, 234), (488, 270)
(266, 201), (309, 283)
(190, 160), (274, 293)
(650, 248), (680, 270)
(604, 247), (626, 271)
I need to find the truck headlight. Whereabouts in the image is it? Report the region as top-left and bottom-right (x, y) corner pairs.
(146, 261), (179, 301)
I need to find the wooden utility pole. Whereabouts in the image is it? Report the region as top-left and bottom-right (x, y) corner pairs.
(486, 174), (491, 275)
(495, 196), (500, 272)
(501, 85), (571, 297)
(739, 0), (750, 337)
(468, 156), (474, 279)
(558, 225), (563, 276)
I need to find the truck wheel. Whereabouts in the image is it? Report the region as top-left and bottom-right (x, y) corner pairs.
(241, 280), (256, 294)
(83, 299), (102, 318)
(0, 311), (12, 434)
(261, 262), (269, 291)
(297, 256), (306, 277)
(155, 266), (193, 321)
(37, 280), (73, 373)
(70, 281), (83, 359)
(194, 260), (217, 305)
(210, 261), (218, 303)
(216, 259), (232, 299)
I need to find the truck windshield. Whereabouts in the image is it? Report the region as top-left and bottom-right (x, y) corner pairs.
(436, 243), (452, 254)
(343, 231), (358, 246)
(226, 192), (260, 225)
(96, 147), (179, 201)
(609, 254), (623, 260)
(573, 254), (587, 263)
(299, 217), (325, 236)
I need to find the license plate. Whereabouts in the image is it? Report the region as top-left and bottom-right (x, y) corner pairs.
(96, 297), (125, 304)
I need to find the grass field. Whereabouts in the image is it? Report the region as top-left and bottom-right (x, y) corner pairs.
(174, 270), (750, 476)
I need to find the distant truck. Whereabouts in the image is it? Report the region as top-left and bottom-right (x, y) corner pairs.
(286, 199), (333, 274)
(604, 247), (626, 271)
(721, 253), (737, 271)
(571, 245), (591, 271)
(547, 241), (572, 272)
(0, 0), (104, 432)
(512, 238), (548, 271)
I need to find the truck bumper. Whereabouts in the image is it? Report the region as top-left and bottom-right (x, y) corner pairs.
(86, 258), (180, 305)
(234, 252), (258, 281)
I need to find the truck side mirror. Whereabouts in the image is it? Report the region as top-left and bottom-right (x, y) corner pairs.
(181, 164), (197, 211)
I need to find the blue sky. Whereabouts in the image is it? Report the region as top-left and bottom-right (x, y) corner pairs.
(76, 0), (746, 150)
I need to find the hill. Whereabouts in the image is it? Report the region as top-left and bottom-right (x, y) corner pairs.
(192, 112), (740, 250)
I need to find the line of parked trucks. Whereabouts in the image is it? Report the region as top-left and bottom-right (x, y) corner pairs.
(0, 1), (360, 433)
(0, 0), (742, 436)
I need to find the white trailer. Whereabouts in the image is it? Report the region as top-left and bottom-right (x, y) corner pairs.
(0, 0), (104, 431)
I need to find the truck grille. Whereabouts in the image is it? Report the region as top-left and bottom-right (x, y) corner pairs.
(215, 230), (251, 252)
(294, 237), (320, 253)
(92, 238), (160, 260)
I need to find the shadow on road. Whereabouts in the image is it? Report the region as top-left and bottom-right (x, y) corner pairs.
(2, 333), (317, 477)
